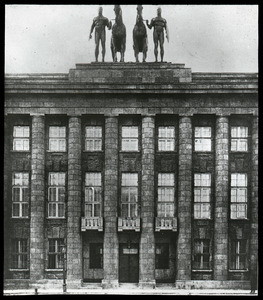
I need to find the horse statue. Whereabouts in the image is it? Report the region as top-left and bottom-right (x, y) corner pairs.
(111, 5), (126, 62)
(133, 5), (148, 62)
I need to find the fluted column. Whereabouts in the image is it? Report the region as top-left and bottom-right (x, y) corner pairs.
(250, 116), (258, 290)
(214, 116), (229, 280)
(67, 115), (82, 283)
(176, 116), (192, 282)
(102, 116), (119, 289)
(139, 116), (156, 288)
(30, 114), (45, 281)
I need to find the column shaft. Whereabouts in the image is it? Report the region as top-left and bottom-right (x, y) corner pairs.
(214, 116), (229, 280)
(30, 115), (45, 281)
(102, 117), (119, 288)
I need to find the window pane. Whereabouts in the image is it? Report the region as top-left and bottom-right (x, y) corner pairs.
(58, 203), (65, 217)
(122, 173), (138, 186)
(49, 188), (57, 202)
(94, 204), (101, 217)
(12, 203), (20, 217)
(14, 126), (30, 137)
(130, 204), (138, 217)
(121, 204), (129, 217)
(21, 203), (28, 217)
(85, 173), (101, 186)
(58, 187), (65, 202)
(157, 203), (166, 217)
(12, 188), (20, 202)
(195, 127), (211, 138)
(158, 173), (174, 186)
(48, 203), (57, 217)
(85, 203), (92, 217)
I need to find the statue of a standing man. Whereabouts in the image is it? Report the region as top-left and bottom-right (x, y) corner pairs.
(146, 7), (169, 62)
(89, 7), (112, 62)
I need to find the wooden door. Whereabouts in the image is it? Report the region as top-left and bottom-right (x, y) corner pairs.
(119, 243), (139, 283)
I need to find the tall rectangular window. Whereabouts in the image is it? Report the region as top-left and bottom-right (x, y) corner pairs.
(49, 126), (66, 152)
(157, 173), (175, 217)
(193, 239), (211, 270)
(90, 243), (103, 269)
(85, 126), (102, 151)
(158, 126), (175, 151)
(11, 239), (28, 269)
(48, 173), (66, 218)
(231, 126), (248, 152)
(85, 173), (102, 217)
(121, 126), (139, 151)
(194, 127), (212, 151)
(155, 243), (169, 269)
(121, 173), (138, 217)
(48, 238), (64, 269)
(230, 239), (248, 270)
(12, 173), (29, 218)
(13, 126), (30, 151)
(194, 173), (211, 219)
(230, 173), (247, 219)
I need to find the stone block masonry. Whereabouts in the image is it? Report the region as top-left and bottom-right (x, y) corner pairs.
(139, 116), (156, 288)
(214, 116), (229, 280)
(67, 116), (82, 283)
(176, 116), (192, 281)
(30, 115), (45, 281)
(102, 117), (119, 289)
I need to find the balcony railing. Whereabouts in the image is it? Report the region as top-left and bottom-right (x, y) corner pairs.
(155, 217), (177, 232)
(81, 217), (103, 232)
(118, 217), (140, 232)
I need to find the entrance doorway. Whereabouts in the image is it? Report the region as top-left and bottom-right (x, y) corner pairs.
(119, 243), (139, 283)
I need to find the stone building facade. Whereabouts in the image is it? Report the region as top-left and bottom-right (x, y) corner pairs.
(4, 62), (258, 290)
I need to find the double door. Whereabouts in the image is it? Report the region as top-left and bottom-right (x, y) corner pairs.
(119, 243), (139, 283)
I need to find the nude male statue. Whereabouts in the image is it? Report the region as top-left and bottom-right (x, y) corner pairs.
(89, 7), (112, 62)
(146, 7), (169, 62)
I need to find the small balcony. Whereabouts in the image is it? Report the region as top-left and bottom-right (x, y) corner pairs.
(155, 217), (177, 232)
(81, 217), (103, 232)
(118, 217), (140, 232)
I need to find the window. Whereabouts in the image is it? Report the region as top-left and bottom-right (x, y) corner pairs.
(231, 126), (248, 152)
(13, 126), (30, 151)
(85, 126), (102, 151)
(230, 239), (248, 270)
(12, 173), (29, 218)
(85, 173), (102, 217)
(121, 173), (138, 217)
(11, 239), (28, 269)
(90, 243), (103, 269)
(49, 126), (66, 151)
(157, 173), (174, 217)
(194, 127), (212, 151)
(121, 126), (139, 151)
(48, 173), (66, 218)
(158, 126), (175, 151)
(194, 173), (211, 219)
(193, 240), (211, 270)
(230, 173), (247, 219)
(155, 243), (169, 269)
(48, 239), (64, 269)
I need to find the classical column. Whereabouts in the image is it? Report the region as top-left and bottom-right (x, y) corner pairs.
(176, 116), (192, 282)
(30, 114), (45, 281)
(67, 115), (82, 285)
(214, 116), (229, 280)
(139, 115), (156, 288)
(102, 116), (119, 289)
(250, 116), (258, 290)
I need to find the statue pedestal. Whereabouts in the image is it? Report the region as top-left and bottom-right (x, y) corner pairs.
(69, 62), (192, 84)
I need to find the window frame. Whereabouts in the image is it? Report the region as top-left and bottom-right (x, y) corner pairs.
(12, 172), (29, 218)
(230, 173), (248, 220)
(120, 173), (139, 218)
(84, 172), (102, 218)
(85, 126), (103, 152)
(121, 126), (139, 152)
(10, 239), (28, 270)
(192, 239), (211, 271)
(229, 239), (248, 271)
(157, 173), (175, 218)
(47, 238), (64, 270)
(12, 125), (30, 151)
(194, 126), (212, 152)
(47, 172), (66, 219)
(230, 126), (249, 152)
(48, 126), (67, 152)
(193, 173), (212, 219)
(157, 126), (175, 152)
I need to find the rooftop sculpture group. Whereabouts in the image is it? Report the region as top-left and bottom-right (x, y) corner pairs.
(89, 5), (169, 63)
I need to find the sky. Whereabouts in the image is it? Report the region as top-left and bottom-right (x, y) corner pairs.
(5, 4), (258, 74)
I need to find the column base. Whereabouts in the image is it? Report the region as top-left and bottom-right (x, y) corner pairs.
(139, 280), (156, 289)
(101, 279), (119, 289)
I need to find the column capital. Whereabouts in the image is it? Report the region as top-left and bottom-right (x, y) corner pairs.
(30, 113), (45, 117)
(67, 113), (82, 117)
(141, 114), (156, 117)
(104, 113), (119, 117)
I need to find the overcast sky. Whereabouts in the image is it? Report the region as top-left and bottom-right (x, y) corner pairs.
(5, 4), (258, 74)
